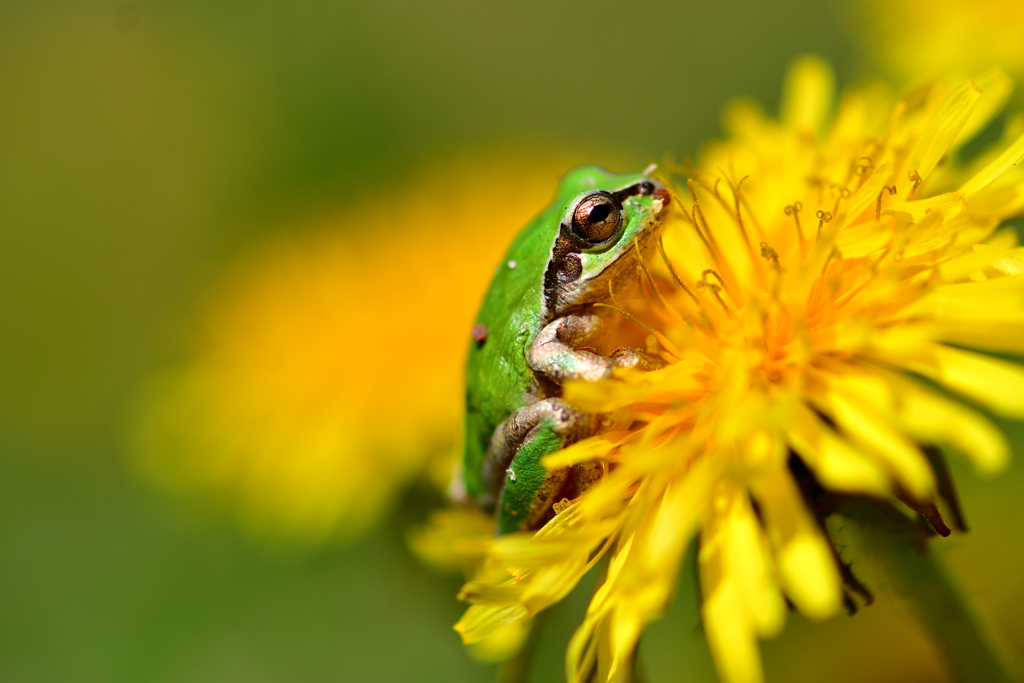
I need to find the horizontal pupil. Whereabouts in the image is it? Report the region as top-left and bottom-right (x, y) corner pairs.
(588, 203), (611, 224)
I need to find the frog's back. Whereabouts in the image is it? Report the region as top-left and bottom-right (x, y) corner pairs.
(462, 205), (556, 499)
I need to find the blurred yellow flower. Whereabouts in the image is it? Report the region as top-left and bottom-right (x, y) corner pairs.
(447, 59), (1024, 682)
(132, 154), (581, 545)
(858, 0), (1024, 86)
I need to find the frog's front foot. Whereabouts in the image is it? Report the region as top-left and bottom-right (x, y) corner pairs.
(529, 309), (666, 382)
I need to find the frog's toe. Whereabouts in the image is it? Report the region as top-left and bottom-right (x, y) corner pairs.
(610, 347), (665, 371)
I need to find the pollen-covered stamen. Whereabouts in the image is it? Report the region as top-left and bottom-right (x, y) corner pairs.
(702, 269), (732, 298)
(657, 236), (700, 307)
(816, 210), (833, 240)
(785, 201), (804, 241)
(600, 281), (683, 361)
(821, 248), (841, 279)
(699, 270), (734, 318)
(908, 169), (923, 197)
(854, 156), (875, 182)
(657, 236), (717, 337)
(760, 242), (782, 273)
(830, 184), (851, 223)
(876, 185), (897, 220)
(727, 175), (754, 250)
(687, 178), (720, 253)
(688, 204), (715, 258)
(634, 236), (689, 327)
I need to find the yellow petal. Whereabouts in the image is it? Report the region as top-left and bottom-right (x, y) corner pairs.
(700, 491), (766, 683)
(932, 321), (1024, 355)
(878, 369), (1009, 475)
(723, 97), (770, 140)
(455, 603), (530, 645)
(809, 375), (936, 498)
(466, 616), (531, 663)
(900, 344), (1024, 420)
(563, 360), (703, 413)
(907, 81), (981, 183)
(784, 402), (891, 495)
(955, 69), (1013, 150)
(934, 230), (1021, 280)
(606, 605), (645, 682)
(992, 247), (1024, 275)
(566, 533), (636, 683)
(781, 56), (834, 136)
(839, 161), (892, 228)
(884, 192), (966, 222)
(960, 129), (1024, 198)
(901, 273), (1024, 354)
(588, 532), (635, 623)
(835, 219), (893, 258)
(639, 456), (719, 570)
(407, 506), (495, 573)
(719, 484), (787, 636)
(520, 557), (591, 612)
(458, 578), (527, 605)
(494, 519), (615, 570)
(541, 431), (634, 469)
(753, 465), (844, 621)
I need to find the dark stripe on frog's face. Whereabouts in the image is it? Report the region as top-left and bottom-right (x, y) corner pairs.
(541, 171), (668, 321)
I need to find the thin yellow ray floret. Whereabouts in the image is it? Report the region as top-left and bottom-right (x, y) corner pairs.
(905, 81), (981, 185)
(455, 603), (530, 645)
(808, 374), (936, 498)
(839, 161), (892, 228)
(784, 401), (891, 496)
(541, 431), (635, 469)
(700, 481), (773, 683)
(781, 56), (834, 136)
(893, 344), (1024, 420)
(961, 130), (1024, 198)
(753, 464), (844, 621)
(955, 69), (1013, 151)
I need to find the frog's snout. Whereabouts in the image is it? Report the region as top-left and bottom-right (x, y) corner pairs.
(618, 177), (670, 216)
(652, 186), (671, 215)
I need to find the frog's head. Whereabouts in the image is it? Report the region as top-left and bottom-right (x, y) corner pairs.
(543, 165), (671, 318)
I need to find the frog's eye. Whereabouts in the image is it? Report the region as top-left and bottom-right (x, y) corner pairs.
(571, 194), (622, 243)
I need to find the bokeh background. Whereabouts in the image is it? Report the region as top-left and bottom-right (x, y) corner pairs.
(1, 1), (1022, 681)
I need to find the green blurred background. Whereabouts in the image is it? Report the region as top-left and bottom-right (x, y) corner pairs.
(1, 1), (1021, 681)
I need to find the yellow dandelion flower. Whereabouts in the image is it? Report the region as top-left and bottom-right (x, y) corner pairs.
(131, 154), (580, 545)
(448, 59), (1024, 682)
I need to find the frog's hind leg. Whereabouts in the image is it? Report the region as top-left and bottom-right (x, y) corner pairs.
(480, 398), (597, 534)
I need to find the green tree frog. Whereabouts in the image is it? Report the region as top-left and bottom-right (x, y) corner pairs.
(462, 165), (670, 534)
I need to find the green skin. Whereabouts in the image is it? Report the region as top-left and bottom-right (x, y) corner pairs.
(463, 166), (668, 534)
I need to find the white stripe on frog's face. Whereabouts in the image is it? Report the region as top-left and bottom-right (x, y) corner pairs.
(506, 466), (516, 482)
